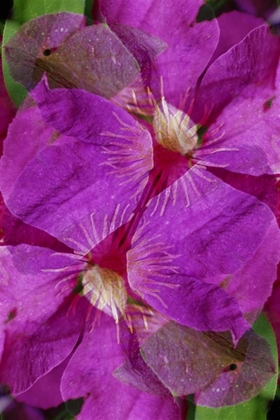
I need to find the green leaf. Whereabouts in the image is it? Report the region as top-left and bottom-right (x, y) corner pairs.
(192, 314), (278, 420)
(2, 19), (27, 106)
(2, 0), (85, 105)
(12, 0), (85, 22)
(84, 0), (94, 21)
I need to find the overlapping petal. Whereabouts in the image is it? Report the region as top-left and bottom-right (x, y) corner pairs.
(61, 314), (181, 420)
(0, 245), (86, 394)
(99, 0), (220, 104)
(4, 13), (141, 98)
(127, 169), (280, 341)
(0, 79), (153, 251)
(208, 11), (264, 66)
(141, 321), (276, 406)
(16, 356), (70, 409)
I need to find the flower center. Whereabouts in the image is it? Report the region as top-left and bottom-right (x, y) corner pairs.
(153, 97), (198, 155)
(82, 265), (127, 324)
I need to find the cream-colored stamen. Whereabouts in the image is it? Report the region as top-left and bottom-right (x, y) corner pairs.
(153, 97), (198, 155)
(82, 265), (127, 324)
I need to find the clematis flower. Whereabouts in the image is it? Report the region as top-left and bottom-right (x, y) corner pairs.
(97, 1), (280, 182)
(1, 0), (280, 413)
(1, 75), (279, 348)
(0, 222), (182, 418)
(0, 98), (182, 418)
(13, 3), (279, 342)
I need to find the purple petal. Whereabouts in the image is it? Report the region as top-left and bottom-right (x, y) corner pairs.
(226, 222), (280, 316)
(0, 104), (56, 201)
(235, 0), (277, 18)
(196, 91), (280, 175)
(0, 245), (86, 394)
(3, 402), (45, 420)
(196, 25), (280, 122)
(113, 314), (171, 396)
(61, 314), (181, 420)
(1, 81), (153, 250)
(194, 328), (276, 406)
(5, 13), (140, 97)
(99, 0), (219, 104)
(209, 11), (264, 66)
(0, 51), (16, 155)
(208, 170), (279, 213)
(192, 26), (280, 176)
(128, 169), (280, 341)
(15, 357), (71, 409)
(141, 321), (276, 405)
(4, 13), (86, 90)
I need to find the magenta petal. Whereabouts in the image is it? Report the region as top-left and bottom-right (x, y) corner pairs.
(209, 11), (264, 65)
(226, 222), (280, 316)
(16, 357), (71, 409)
(61, 315), (180, 420)
(194, 328), (276, 407)
(113, 320), (172, 396)
(196, 25), (280, 121)
(100, 0), (219, 104)
(30, 76), (150, 147)
(5, 13), (140, 97)
(141, 321), (275, 405)
(208, 170), (279, 213)
(235, 0), (276, 17)
(1, 83), (153, 250)
(3, 402), (45, 420)
(4, 13), (86, 91)
(0, 56), (16, 155)
(113, 349), (171, 396)
(0, 296), (85, 395)
(199, 91), (280, 175)
(0, 245), (86, 394)
(0, 104), (56, 200)
(128, 169), (280, 341)
(264, 272), (280, 361)
(136, 273), (249, 344)
(194, 26), (280, 176)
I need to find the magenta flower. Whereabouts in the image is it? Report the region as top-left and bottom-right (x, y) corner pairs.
(0, 232), (181, 418)
(1, 0), (280, 413)
(9, 4), (278, 343)
(2, 75), (280, 345)
(0, 97), (181, 417)
(97, 2), (280, 180)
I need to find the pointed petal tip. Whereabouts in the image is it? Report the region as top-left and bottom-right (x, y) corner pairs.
(30, 73), (50, 101)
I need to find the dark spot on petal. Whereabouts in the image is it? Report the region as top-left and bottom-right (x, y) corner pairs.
(263, 96), (276, 111)
(43, 49), (51, 56)
(5, 309), (17, 324)
(229, 363), (237, 371)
